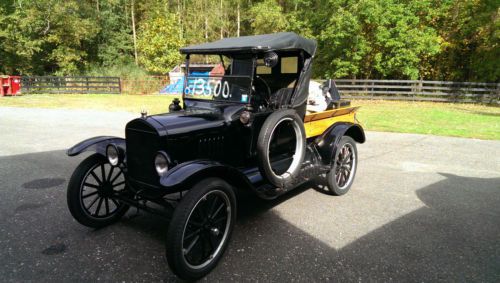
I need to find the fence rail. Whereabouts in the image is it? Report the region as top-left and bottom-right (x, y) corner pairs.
(331, 79), (499, 104)
(17, 76), (500, 104)
(21, 76), (121, 94)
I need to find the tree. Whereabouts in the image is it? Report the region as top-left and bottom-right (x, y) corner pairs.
(248, 0), (288, 34)
(0, 0), (497, 81)
(86, 0), (135, 67)
(430, 0), (499, 81)
(316, 0), (441, 80)
(136, 12), (184, 74)
(0, 0), (98, 75)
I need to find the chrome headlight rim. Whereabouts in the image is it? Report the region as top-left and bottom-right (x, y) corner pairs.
(154, 151), (170, 176)
(106, 144), (120, 166)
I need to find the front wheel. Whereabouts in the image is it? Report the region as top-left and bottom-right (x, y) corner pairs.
(67, 154), (129, 228)
(166, 178), (236, 280)
(325, 136), (358, 196)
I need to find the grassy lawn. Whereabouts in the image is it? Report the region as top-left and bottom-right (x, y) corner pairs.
(1, 94), (499, 140)
(0, 93), (179, 114)
(352, 100), (500, 140)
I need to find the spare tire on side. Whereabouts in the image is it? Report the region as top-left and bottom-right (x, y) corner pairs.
(257, 109), (306, 188)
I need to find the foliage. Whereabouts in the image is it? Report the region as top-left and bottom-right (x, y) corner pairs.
(317, 0), (441, 79)
(84, 62), (149, 78)
(94, 0), (135, 67)
(248, 0), (288, 34)
(0, 0), (498, 82)
(0, 0), (98, 75)
(136, 13), (184, 74)
(429, 0), (500, 81)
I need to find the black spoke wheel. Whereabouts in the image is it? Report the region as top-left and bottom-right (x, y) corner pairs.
(324, 136), (358, 196)
(166, 178), (236, 280)
(67, 154), (129, 228)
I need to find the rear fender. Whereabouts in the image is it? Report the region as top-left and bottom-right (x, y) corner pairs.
(315, 122), (365, 165)
(160, 160), (253, 193)
(67, 136), (125, 157)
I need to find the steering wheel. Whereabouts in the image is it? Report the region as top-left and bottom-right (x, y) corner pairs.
(253, 76), (272, 110)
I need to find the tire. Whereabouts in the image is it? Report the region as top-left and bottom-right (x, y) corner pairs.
(67, 154), (129, 228)
(166, 178), (236, 281)
(256, 109), (306, 188)
(325, 136), (358, 196)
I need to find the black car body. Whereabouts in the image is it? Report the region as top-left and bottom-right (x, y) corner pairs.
(66, 32), (365, 280)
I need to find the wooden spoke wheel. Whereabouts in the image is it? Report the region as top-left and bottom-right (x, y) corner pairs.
(324, 136), (358, 196)
(67, 154), (129, 228)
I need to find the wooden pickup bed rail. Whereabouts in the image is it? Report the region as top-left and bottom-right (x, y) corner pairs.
(304, 106), (360, 138)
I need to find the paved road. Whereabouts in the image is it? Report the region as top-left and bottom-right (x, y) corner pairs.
(0, 107), (499, 282)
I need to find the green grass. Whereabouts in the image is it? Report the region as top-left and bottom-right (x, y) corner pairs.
(0, 93), (179, 114)
(352, 100), (500, 140)
(1, 94), (499, 140)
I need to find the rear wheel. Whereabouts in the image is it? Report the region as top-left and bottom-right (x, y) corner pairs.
(67, 154), (129, 228)
(166, 178), (236, 280)
(325, 136), (358, 195)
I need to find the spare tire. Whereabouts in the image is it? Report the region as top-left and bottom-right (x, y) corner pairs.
(257, 109), (306, 188)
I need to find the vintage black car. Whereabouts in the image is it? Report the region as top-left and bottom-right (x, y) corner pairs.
(66, 32), (365, 280)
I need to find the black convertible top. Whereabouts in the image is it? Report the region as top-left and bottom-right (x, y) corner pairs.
(180, 32), (317, 56)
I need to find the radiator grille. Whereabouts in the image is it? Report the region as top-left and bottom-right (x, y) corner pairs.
(126, 128), (162, 187)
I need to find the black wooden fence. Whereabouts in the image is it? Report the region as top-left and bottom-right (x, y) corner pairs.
(331, 79), (499, 104)
(21, 76), (121, 94)
(17, 76), (500, 104)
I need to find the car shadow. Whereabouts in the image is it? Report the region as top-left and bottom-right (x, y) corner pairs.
(1, 150), (499, 282)
(208, 173), (500, 282)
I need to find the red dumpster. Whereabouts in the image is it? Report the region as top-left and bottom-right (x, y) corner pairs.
(1, 75), (22, 96)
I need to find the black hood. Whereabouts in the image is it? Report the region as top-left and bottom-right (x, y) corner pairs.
(126, 102), (245, 137)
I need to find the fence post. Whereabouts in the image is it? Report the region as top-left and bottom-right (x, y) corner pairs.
(496, 83), (500, 105)
(118, 78), (122, 94)
(85, 77), (90, 94)
(417, 79), (423, 100)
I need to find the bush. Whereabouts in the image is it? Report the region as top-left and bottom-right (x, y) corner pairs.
(83, 63), (149, 79)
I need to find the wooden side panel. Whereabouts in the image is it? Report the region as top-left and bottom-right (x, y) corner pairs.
(303, 106), (359, 138)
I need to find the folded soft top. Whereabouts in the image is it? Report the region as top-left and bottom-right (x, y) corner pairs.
(180, 32), (317, 56)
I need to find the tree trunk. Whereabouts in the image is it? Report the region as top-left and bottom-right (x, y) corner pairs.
(237, 1), (240, 37)
(177, 0), (182, 39)
(204, 0), (208, 41)
(220, 0), (223, 39)
(131, 0), (138, 66)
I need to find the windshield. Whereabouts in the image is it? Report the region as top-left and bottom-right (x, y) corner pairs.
(183, 54), (254, 104)
(184, 75), (252, 103)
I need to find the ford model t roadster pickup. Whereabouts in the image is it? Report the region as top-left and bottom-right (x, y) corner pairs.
(66, 32), (365, 280)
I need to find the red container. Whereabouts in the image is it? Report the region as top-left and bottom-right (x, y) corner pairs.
(1, 75), (22, 96)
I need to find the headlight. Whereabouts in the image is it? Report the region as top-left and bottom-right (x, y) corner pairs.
(106, 144), (120, 166)
(154, 151), (170, 176)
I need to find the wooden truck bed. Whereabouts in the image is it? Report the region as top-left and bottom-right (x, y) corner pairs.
(304, 106), (360, 138)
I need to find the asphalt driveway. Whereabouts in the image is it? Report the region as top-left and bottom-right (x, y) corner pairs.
(0, 107), (499, 282)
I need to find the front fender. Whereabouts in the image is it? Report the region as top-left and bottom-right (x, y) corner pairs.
(160, 160), (253, 192)
(315, 122), (365, 164)
(67, 136), (126, 157)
